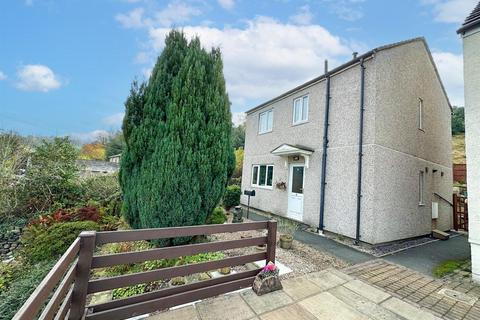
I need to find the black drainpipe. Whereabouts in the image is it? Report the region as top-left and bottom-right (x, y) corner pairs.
(354, 59), (366, 245)
(318, 60), (331, 232)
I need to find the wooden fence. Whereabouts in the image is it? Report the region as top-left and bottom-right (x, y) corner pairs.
(13, 221), (277, 320)
(453, 194), (468, 231)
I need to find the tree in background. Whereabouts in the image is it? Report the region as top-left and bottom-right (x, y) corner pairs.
(105, 131), (125, 159)
(21, 137), (80, 213)
(120, 30), (232, 244)
(452, 106), (465, 135)
(0, 132), (31, 219)
(78, 142), (106, 160)
(232, 123), (245, 149)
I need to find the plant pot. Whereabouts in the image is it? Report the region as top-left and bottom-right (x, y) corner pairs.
(279, 235), (293, 249)
(232, 206), (243, 223)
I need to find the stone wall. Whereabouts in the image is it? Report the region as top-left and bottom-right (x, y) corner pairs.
(0, 227), (21, 261)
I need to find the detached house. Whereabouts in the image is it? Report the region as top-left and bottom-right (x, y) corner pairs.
(240, 37), (453, 245)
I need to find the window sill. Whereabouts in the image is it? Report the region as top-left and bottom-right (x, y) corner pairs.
(251, 185), (273, 190)
(292, 120), (309, 127)
(258, 130), (272, 135)
(419, 203), (425, 207)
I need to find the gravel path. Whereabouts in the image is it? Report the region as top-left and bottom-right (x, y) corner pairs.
(213, 218), (348, 279)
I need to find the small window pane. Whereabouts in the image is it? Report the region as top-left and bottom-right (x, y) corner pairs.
(302, 96), (309, 121)
(259, 165), (266, 185)
(418, 99), (423, 130)
(294, 99), (301, 123)
(267, 110), (273, 131)
(267, 166), (273, 186)
(252, 166), (258, 185)
(419, 171), (424, 204)
(291, 166), (304, 194)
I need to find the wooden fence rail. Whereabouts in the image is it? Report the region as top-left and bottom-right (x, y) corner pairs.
(13, 221), (277, 320)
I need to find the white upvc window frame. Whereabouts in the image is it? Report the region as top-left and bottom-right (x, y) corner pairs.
(258, 109), (273, 134)
(419, 170), (425, 206)
(293, 95), (309, 125)
(418, 98), (424, 131)
(251, 164), (274, 189)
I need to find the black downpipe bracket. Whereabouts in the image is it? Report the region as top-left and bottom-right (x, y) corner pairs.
(318, 60), (331, 232)
(354, 59), (366, 245)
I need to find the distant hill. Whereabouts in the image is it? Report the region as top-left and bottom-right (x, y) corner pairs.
(453, 134), (466, 164)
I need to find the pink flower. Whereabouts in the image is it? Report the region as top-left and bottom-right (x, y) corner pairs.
(263, 263), (277, 272)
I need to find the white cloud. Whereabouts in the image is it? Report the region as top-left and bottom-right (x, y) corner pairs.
(15, 64), (62, 92)
(116, 7), (146, 28)
(218, 0), (235, 10)
(0, 71), (6, 80)
(289, 5), (313, 25)
(422, 0), (478, 23)
(432, 51), (464, 106)
(70, 130), (110, 143)
(232, 112), (246, 126)
(325, 0), (365, 21)
(103, 112), (125, 126)
(148, 17), (353, 107)
(116, 1), (202, 29)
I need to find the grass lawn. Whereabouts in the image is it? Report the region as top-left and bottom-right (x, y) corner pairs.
(452, 134), (466, 164)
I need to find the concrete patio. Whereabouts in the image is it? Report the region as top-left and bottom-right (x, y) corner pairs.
(148, 268), (441, 320)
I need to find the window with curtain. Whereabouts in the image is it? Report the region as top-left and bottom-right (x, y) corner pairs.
(293, 95), (309, 124)
(258, 109), (273, 134)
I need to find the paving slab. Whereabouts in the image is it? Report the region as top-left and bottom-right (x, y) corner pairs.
(299, 291), (370, 320)
(148, 305), (199, 320)
(344, 279), (391, 303)
(195, 293), (255, 320)
(281, 276), (322, 300)
(260, 304), (317, 320)
(329, 286), (401, 320)
(381, 297), (442, 320)
(240, 289), (293, 314)
(306, 270), (347, 291)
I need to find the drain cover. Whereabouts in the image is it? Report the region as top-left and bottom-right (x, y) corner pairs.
(438, 288), (478, 305)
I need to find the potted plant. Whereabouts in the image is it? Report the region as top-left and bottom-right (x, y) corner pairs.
(278, 218), (299, 249)
(252, 262), (282, 295)
(275, 181), (287, 190)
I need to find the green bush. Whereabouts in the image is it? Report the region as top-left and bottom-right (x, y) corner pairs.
(0, 260), (55, 320)
(21, 221), (100, 263)
(79, 174), (122, 216)
(206, 207), (227, 224)
(0, 262), (21, 294)
(223, 185), (241, 209)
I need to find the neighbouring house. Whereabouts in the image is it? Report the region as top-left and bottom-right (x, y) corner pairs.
(241, 37), (453, 245)
(109, 153), (121, 163)
(76, 159), (119, 177)
(458, 1), (480, 281)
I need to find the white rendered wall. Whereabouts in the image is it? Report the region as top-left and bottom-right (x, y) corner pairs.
(462, 27), (480, 281)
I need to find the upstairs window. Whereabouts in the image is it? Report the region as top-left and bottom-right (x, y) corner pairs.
(419, 171), (425, 205)
(293, 95), (309, 124)
(259, 109), (273, 134)
(252, 165), (274, 188)
(418, 98), (424, 131)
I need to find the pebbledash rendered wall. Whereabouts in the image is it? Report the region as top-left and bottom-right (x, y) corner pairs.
(241, 38), (452, 244)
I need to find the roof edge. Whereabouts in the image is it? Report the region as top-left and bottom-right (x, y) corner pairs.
(246, 37), (427, 115)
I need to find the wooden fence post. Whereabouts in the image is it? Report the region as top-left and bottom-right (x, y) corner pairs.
(453, 193), (458, 231)
(266, 220), (277, 265)
(69, 231), (96, 320)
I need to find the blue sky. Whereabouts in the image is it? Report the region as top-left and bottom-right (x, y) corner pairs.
(0, 0), (475, 141)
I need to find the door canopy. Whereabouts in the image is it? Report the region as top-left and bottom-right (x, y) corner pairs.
(271, 144), (314, 168)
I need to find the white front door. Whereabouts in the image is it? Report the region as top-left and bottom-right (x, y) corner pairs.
(288, 164), (304, 221)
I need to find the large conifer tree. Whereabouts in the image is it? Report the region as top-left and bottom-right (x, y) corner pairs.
(120, 31), (232, 244)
